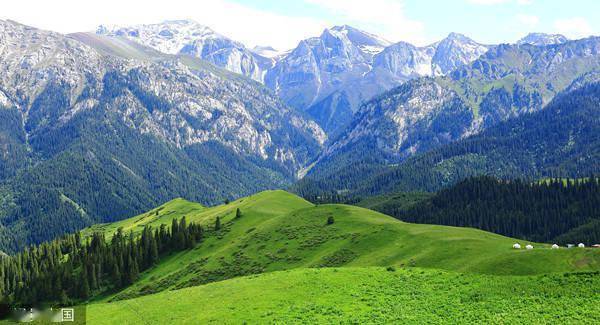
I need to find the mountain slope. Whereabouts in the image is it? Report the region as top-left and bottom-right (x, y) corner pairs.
(348, 81), (600, 196)
(0, 20), (325, 252)
(294, 79), (600, 200)
(77, 190), (600, 303)
(86, 267), (600, 324)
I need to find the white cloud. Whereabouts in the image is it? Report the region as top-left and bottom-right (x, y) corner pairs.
(306, 0), (427, 45)
(467, 0), (532, 4)
(467, 0), (510, 4)
(516, 14), (539, 27)
(554, 17), (593, 39)
(0, 0), (326, 51)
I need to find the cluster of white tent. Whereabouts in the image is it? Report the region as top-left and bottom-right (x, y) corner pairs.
(512, 243), (586, 249)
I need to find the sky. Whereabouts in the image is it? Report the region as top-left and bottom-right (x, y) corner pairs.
(1, 0), (598, 50)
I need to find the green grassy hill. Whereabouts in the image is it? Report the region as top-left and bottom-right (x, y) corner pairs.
(86, 267), (600, 324)
(82, 190), (600, 302)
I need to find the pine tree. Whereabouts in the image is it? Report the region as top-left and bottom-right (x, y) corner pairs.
(80, 271), (90, 299)
(111, 262), (121, 289)
(89, 263), (98, 290)
(150, 236), (159, 265)
(215, 216), (222, 231)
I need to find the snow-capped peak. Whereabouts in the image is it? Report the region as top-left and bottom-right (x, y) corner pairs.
(328, 25), (391, 55)
(96, 20), (225, 55)
(517, 33), (568, 46)
(330, 25), (390, 44)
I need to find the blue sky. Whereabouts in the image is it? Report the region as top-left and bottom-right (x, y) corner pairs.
(2, 0), (597, 50)
(229, 0), (598, 45)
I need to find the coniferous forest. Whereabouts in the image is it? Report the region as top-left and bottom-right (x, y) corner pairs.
(384, 176), (600, 244)
(0, 217), (203, 307)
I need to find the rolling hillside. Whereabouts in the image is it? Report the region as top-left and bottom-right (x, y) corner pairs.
(81, 190), (600, 302)
(86, 267), (600, 324)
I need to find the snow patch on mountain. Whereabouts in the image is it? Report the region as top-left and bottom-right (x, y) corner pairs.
(97, 20), (222, 55)
(0, 90), (12, 107)
(96, 20), (271, 82)
(251, 46), (283, 59)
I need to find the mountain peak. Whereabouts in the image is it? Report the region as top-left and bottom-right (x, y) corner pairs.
(325, 25), (391, 48)
(442, 32), (475, 43)
(448, 32), (466, 38)
(517, 33), (568, 46)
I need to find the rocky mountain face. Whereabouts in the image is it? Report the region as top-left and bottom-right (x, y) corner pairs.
(370, 33), (489, 81)
(300, 36), (600, 189)
(517, 33), (568, 46)
(0, 20), (325, 251)
(264, 25), (390, 113)
(96, 20), (272, 82)
(266, 28), (489, 135)
(363, 32), (489, 98)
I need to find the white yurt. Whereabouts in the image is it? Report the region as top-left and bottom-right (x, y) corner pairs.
(551, 244), (559, 249)
(526, 244), (533, 250)
(578, 243), (585, 248)
(513, 243), (521, 249)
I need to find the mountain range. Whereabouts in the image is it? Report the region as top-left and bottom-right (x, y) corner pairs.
(298, 34), (600, 188)
(95, 21), (527, 136)
(0, 18), (598, 252)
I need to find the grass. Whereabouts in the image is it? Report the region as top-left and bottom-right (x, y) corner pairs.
(86, 267), (600, 324)
(81, 190), (600, 303)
